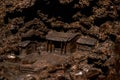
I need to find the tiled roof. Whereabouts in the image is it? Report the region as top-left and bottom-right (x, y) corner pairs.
(77, 36), (97, 46)
(46, 31), (78, 42)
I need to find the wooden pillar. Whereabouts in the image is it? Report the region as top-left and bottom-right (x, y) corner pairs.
(50, 41), (52, 52)
(47, 40), (49, 52)
(53, 42), (55, 52)
(61, 42), (63, 54)
(64, 42), (67, 54)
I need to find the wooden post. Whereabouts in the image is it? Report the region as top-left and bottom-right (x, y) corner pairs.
(53, 42), (55, 52)
(47, 40), (49, 52)
(61, 42), (63, 54)
(50, 41), (52, 53)
(64, 42), (67, 54)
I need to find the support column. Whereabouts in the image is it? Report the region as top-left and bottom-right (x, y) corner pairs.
(50, 41), (52, 53)
(53, 42), (55, 52)
(61, 42), (63, 54)
(64, 42), (67, 54)
(47, 40), (49, 52)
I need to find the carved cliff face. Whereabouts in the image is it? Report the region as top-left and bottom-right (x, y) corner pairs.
(0, 0), (120, 80)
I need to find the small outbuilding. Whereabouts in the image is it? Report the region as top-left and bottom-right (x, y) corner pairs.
(76, 36), (97, 51)
(46, 31), (79, 54)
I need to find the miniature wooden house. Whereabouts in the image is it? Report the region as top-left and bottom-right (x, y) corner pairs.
(76, 36), (97, 51)
(46, 31), (79, 54)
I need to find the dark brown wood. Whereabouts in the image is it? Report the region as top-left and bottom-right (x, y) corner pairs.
(46, 31), (78, 42)
(46, 31), (79, 53)
(53, 43), (55, 52)
(64, 42), (67, 54)
(76, 36), (97, 46)
(61, 42), (63, 54)
(47, 40), (49, 52)
(50, 41), (52, 52)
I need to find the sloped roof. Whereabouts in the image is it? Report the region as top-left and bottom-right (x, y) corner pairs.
(46, 31), (78, 42)
(77, 36), (97, 46)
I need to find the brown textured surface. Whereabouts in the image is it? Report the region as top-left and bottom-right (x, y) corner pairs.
(46, 31), (78, 42)
(0, 0), (120, 80)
